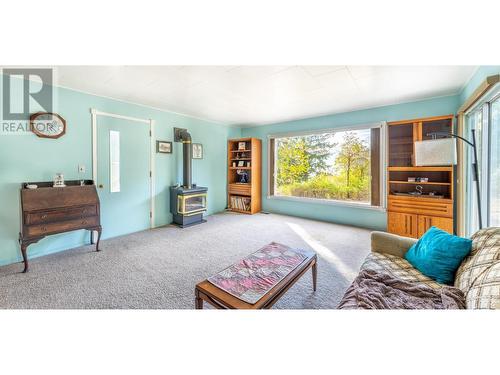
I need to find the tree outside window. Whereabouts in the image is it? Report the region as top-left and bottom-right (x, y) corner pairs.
(274, 128), (375, 204)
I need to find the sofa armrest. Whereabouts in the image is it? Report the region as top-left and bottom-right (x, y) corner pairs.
(371, 231), (417, 258)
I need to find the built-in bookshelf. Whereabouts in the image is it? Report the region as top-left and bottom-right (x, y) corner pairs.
(387, 115), (454, 238)
(227, 138), (262, 214)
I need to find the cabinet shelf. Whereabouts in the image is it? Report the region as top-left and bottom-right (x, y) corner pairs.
(389, 181), (451, 186)
(388, 166), (452, 172)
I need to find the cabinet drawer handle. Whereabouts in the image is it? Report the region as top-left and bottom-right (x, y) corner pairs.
(81, 220), (87, 225)
(41, 214), (48, 219)
(41, 226), (47, 232)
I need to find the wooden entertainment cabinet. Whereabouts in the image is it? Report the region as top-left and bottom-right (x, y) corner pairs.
(387, 115), (454, 238)
(227, 138), (262, 214)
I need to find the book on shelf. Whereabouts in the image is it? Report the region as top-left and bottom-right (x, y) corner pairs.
(230, 196), (251, 211)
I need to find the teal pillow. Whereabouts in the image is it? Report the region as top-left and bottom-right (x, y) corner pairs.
(404, 226), (472, 285)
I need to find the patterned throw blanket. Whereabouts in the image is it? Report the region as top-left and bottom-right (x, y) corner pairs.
(208, 242), (308, 304)
(338, 269), (465, 309)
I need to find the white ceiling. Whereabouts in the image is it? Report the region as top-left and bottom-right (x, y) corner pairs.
(52, 66), (477, 127)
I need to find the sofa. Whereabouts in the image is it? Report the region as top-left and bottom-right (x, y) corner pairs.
(351, 227), (500, 309)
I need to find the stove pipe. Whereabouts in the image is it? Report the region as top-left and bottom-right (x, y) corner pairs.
(178, 129), (192, 188)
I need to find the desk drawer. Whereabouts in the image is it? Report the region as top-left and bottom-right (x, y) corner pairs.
(26, 216), (99, 237)
(26, 205), (97, 225)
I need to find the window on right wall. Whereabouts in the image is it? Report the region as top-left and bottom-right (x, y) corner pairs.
(465, 85), (500, 234)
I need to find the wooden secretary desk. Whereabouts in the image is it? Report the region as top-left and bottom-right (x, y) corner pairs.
(19, 180), (102, 272)
(387, 115), (455, 238)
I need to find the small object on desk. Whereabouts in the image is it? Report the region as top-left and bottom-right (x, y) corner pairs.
(408, 177), (416, 182)
(53, 173), (66, 187)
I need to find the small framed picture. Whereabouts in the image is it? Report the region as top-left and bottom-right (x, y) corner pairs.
(192, 143), (203, 159)
(238, 141), (246, 150)
(156, 141), (172, 154)
(238, 161), (245, 167)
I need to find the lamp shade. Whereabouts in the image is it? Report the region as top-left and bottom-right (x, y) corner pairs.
(414, 138), (457, 166)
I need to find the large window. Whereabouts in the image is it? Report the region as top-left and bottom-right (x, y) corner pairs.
(465, 86), (500, 233)
(269, 124), (383, 207)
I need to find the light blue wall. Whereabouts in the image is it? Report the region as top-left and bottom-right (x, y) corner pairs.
(459, 66), (500, 104)
(0, 76), (240, 266)
(241, 95), (461, 230)
(3, 68), (491, 267)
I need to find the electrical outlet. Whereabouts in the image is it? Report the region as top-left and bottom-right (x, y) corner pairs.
(78, 164), (85, 173)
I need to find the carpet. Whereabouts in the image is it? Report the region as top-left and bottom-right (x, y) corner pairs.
(0, 212), (370, 309)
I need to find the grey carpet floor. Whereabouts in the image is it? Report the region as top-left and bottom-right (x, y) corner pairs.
(0, 212), (370, 309)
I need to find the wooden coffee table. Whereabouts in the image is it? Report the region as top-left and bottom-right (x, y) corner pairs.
(195, 249), (317, 309)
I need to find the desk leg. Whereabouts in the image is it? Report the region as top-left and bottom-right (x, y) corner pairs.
(312, 260), (317, 292)
(195, 289), (203, 309)
(21, 243), (29, 273)
(95, 227), (102, 252)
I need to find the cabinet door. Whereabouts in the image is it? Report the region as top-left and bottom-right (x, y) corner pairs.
(388, 211), (418, 238)
(421, 118), (452, 140)
(388, 123), (415, 167)
(418, 215), (453, 237)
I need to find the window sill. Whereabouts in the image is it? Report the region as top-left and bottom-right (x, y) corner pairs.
(267, 195), (386, 212)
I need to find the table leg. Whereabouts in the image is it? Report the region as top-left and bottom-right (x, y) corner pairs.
(312, 260), (317, 292)
(195, 289), (203, 309)
(21, 243), (29, 273)
(95, 227), (102, 252)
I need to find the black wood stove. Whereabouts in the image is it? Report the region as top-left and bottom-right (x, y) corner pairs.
(170, 128), (207, 228)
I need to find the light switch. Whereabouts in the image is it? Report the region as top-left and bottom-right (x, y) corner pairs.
(78, 164), (86, 173)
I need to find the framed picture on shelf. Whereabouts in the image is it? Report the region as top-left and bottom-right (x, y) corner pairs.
(192, 143), (203, 159)
(156, 141), (172, 154)
(238, 161), (245, 167)
(238, 141), (246, 150)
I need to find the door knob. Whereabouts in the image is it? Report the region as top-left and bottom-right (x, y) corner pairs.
(98, 184), (104, 188)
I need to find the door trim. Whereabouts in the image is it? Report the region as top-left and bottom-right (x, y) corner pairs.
(90, 108), (156, 229)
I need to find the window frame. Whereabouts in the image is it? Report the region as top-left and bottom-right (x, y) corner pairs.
(267, 122), (387, 211)
(464, 83), (500, 233)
